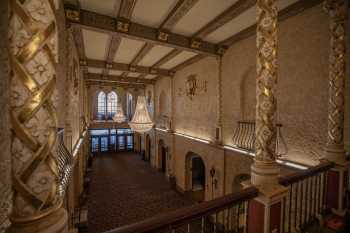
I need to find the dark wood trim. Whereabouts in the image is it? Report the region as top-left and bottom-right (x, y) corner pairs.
(105, 187), (258, 233)
(130, 43), (154, 65)
(193, 0), (256, 39)
(220, 0), (323, 47)
(65, 7), (220, 56)
(118, 0), (137, 19)
(173, 54), (206, 71)
(85, 80), (145, 89)
(85, 73), (154, 84)
(152, 49), (182, 68)
(159, 0), (199, 31)
(83, 58), (174, 77)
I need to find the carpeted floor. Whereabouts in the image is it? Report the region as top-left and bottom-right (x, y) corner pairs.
(88, 152), (193, 233)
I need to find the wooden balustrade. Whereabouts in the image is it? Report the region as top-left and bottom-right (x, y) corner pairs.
(104, 187), (258, 233)
(279, 161), (334, 233)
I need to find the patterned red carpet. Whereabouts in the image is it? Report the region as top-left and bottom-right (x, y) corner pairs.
(88, 152), (193, 233)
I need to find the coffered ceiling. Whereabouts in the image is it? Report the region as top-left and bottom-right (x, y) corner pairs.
(64, 0), (322, 86)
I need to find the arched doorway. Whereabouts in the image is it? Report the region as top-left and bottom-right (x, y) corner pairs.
(145, 134), (151, 162)
(158, 140), (167, 173)
(185, 152), (206, 202)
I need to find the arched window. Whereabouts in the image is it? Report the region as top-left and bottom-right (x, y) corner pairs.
(107, 91), (118, 120)
(97, 91), (106, 120)
(126, 92), (133, 120)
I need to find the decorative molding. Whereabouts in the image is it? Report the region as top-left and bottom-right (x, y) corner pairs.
(190, 39), (202, 49)
(82, 58), (174, 77)
(159, 0), (200, 30)
(193, 0), (256, 39)
(219, 0), (324, 47)
(157, 31), (170, 41)
(64, 7), (220, 56)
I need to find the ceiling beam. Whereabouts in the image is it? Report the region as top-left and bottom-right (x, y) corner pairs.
(130, 43), (154, 66)
(85, 73), (154, 85)
(193, 0), (256, 39)
(159, 0), (199, 31)
(64, 7), (222, 56)
(103, 0), (136, 75)
(173, 54), (206, 71)
(219, 0), (323, 47)
(85, 80), (145, 89)
(118, 0), (137, 19)
(152, 49), (182, 68)
(82, 58), (175, 77)
(71, 25), (86, 59)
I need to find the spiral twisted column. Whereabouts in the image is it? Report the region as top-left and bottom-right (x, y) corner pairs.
(215, 56), (223, 144)
(251, 0), (280, 186)
(9, 0), (67, 232)
(324, 0), (348, 164)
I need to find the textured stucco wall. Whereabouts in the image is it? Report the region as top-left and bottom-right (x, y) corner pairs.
(173, 57), (219, 141)
(222, 4), (333, 165)
(0, 0), (11, 231)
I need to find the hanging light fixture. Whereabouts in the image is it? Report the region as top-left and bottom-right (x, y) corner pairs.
(128, 96), (154, 133)
(113, 102), (126, 123)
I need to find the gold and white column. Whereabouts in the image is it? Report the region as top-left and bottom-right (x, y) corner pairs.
(323, 0), (348, 215)
(251, 0), (280, 186)
(247, 1), (287, 233)
(9, 0), (67, 232)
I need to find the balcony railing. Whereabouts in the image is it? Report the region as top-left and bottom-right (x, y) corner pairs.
(57, 128), (74, 196)
(278, 161), (334, 233)
(104, 187), (258, 233)
(232, 121), (288, 156)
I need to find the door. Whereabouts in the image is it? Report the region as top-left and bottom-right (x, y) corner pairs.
(91, 137), (99, 152)
(100, 136), (109, 152)
(161, 147), (166, 173)
(117, 135), (126, 151)
(127, 135), (133, 151)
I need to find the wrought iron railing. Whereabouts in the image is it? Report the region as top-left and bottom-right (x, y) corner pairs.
(104, 187), (258, 233)
(232, 121), (288, 156)
(279, 161), (334, 233)
(57, 128), (74, 196)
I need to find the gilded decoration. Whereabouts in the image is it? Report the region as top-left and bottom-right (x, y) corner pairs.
(116, 21), (130, 33)
(255, 0), (278, 162)
(65, 8), (80, 22)
(157, 31), (169, 41)
(177, 74), (207, 100)
(190, 39), (202, 49)
(9, 0), (61, 221)
(324, 0), (347, 151)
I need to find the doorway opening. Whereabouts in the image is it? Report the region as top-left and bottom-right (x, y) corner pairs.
(185, 152), (206, 202)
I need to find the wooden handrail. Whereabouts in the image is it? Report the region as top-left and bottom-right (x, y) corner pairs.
(104, 186), (258, 233)
(279, 161), (334, 186)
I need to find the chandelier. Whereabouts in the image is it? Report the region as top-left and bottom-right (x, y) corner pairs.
(129, 96), (154, 133)
(113, 102), (126, 123)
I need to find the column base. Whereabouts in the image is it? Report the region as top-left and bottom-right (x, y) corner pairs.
(251, 160), (280, 186)
(10, 207), (68, 233)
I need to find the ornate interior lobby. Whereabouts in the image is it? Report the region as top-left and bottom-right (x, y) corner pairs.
(0, 0), (350, 233)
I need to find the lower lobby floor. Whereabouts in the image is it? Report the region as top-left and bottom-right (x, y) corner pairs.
(88, 152), (193, 233)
